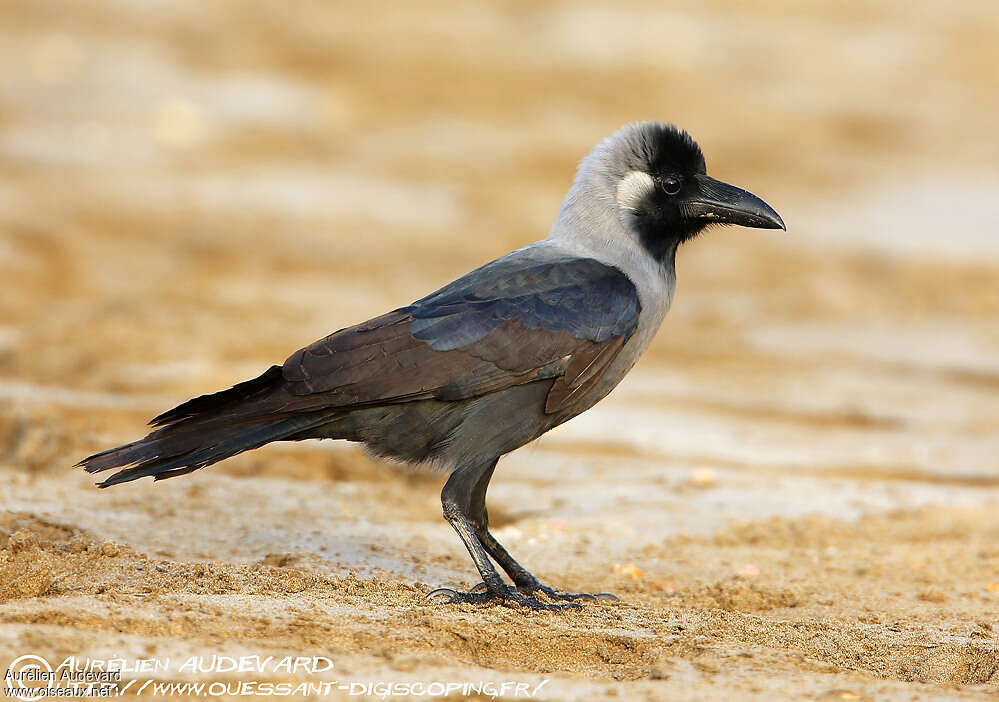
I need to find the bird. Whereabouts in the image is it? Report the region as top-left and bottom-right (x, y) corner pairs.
(78, 121), (784, 611)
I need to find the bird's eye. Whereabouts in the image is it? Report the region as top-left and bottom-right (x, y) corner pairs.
(662, 175), (682, 195)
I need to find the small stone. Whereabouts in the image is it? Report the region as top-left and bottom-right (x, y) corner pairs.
(100, 541), (120, 557)
(612, 563), (643, 580)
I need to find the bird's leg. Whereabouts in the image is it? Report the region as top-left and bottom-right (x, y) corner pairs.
(474, 527), (617, 603)
(444, 457), (615, 604)
(427, 458), (579, 611)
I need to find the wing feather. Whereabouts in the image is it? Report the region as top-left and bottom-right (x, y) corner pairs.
(280, 253), (641, 415)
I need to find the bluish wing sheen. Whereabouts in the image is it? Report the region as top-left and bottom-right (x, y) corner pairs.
(279, 250), (641, 414)
(408, 257), (639, 351)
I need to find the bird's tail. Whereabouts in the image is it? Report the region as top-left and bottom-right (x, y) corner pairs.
(77, 365), (328, 487)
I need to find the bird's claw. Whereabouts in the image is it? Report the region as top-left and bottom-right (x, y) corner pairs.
(426, 583), (582, 612)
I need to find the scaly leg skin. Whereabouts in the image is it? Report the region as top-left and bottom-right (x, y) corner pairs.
(475, 527), (618, 603)
(427, 505), (580, 611)
(427, 458), (614, 610)
(426, 458), (581, 612)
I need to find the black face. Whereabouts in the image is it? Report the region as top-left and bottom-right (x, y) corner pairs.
(621, 125), (785, 262)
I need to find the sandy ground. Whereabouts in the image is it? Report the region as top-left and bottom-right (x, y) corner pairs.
(2, 1), (998, 699)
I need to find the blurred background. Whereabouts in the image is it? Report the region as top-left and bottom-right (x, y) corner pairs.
(1, 0), (998, 696)
(2, 0), (997, 475)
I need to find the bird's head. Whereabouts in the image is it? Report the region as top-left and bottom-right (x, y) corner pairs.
(568, 122), (785, 262)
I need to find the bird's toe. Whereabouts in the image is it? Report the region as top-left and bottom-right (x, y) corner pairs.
(425, 586), (494, 605)
(541, 587), (618, 603)
(505, 590), (583, 612)
(518, 581), (619, 603)
(426, 583), (582, 611)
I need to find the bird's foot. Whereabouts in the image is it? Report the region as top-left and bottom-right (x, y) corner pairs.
(498, 573), (618, 602)
(526, 583), (619, 603)
(426, 583), (582, 612)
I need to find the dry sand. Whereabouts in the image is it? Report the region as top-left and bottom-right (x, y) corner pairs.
(1, 1), (998, 699)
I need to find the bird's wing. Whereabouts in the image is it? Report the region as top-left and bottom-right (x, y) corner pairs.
(281, 251), (641, 415)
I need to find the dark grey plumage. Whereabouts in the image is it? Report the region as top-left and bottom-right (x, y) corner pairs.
(82, 250), (639, 479)
(78, 121), (784, 610)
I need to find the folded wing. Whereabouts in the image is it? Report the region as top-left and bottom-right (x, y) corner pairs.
(282, 253), (641, 415)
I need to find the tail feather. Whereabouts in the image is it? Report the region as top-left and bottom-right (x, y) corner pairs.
(76, 364), (330, 487)
(85, 414), (329, 487)
(149, 365), (283, 427)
